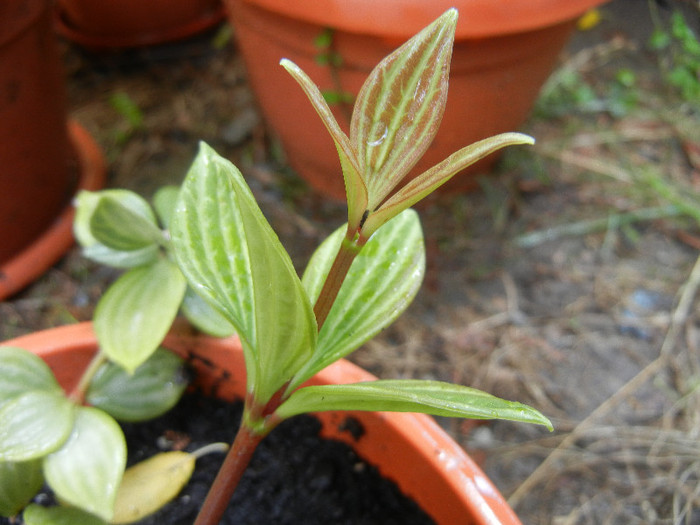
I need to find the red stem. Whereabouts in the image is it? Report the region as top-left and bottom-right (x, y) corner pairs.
(313, 232), (365, 329)
(193, 423), (264, 525)
(195, 229), (369, 523)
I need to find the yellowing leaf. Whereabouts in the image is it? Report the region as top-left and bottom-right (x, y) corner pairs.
(111, 451), (195, 524)
(111, 443), (226, 525)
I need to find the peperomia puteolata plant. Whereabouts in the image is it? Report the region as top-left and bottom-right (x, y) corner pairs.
(0, 8), (551, 525)
(0, 185), (232, 524)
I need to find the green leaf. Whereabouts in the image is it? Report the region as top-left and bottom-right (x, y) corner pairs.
(350, 9), (457, 209)
(171, 142), (317, 403)
(74, 190), (160, 268)
(152, 185), (181, 230)
(181, 287), (236, 338)
(362, 133), (535, 237)
(74, 190), (160, 249)
(280, 60), (368, 232)
(86, 348), (188, 422)
(44, 407), (126, 522)
(277, 380), (553, 431)
(0, 347), (62, 409)
(80, 243), (160, 269)
(90, 196), (164, 252)
(94, 257), (187, 373)
(0, 392), (76, 462)
(112, 451), (195, 524)
(294, 209), (424, 388)
(0, 459), (43, 517)
(23, 504), (107, 525)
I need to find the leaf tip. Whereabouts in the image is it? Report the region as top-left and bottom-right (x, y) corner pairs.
(520, 133), (536, 146)
(443, 7), (459, 23)
(279, 58), (296, 71)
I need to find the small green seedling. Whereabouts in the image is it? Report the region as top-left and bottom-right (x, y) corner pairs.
(0, 9), (551, 525)
(649, 7), (700, 104)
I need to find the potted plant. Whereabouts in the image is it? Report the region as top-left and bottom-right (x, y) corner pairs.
(0, 0), (105, 300)
(1, 10), (552, 524)
(222, 0), (609, 199)
(54, 0), (225, 49)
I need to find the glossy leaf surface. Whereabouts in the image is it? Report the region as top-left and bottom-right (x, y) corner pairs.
(0, 391), (75, 461)
(44, 407), (126, 522)
(152, 185), (180, 230)
(277, 380), (553, 431)
(23, 504), (106, 525)
(171, 143), (317, 403)
(112, 451), (195, 524)
(89, 196), (164, 252)
(351, 9), (456, 209)
(0, 459), (43, 517)
(181, 287), (236, 338)
(363, 133), (535, 237)
(86, 348), (188, 422)
(74, 190), (160, 268)
(295, 210), (424, 388)
(280, 60), (367, 231)
(94, 256), (187, 373)
(0, 347), (62, 409)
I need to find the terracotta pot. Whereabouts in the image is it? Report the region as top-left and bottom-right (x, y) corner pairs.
(54, 0), (225, 49)
(5, 322), (521, 524)
(224, 0), (608, 200)
(0, 0), (105, 300)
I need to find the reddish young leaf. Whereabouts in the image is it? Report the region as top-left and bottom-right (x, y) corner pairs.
(351, 9), (457, 210)
(362, 132), (535, 237)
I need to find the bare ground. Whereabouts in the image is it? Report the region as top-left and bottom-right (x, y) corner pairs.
(3, 1), (700, 523)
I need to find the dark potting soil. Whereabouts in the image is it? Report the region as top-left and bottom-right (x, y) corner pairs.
(125, 392), (436, 524)
(6, 392), (435, 524)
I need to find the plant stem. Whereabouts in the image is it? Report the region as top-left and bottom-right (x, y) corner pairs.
(193, 423), (264, 525)
(68, 350), (107, 404)
(313, 232), (365, 329)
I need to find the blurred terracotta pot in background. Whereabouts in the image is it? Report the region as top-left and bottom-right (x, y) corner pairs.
(54, 0), (225, 49)
(0, 0), (104, 300)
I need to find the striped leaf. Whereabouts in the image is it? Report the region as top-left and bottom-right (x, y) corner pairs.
(294, 209), (424, 389)
(277, 380), (553, 431)
(171, 143), (317, 404)
(77, 191), (163, 252)
(351, 9), (457, 209)
(362, 132), (535, 237)
(0, 391), (76, 462)
(94, 257), (187, 373)
(281, 59), (368, 231)
(0, 347), (62, 409)
(86, 348), (187, 422)
(74, 190), (160, 268)
(44, 407), (126, 522)
(180, 287), (236, 338)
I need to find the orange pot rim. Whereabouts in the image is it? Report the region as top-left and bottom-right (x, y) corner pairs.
(3, 322), (522, 524)
(53, 5), (226, 49)
(0, 121), (105, 300)
(237, 0), (608, 39)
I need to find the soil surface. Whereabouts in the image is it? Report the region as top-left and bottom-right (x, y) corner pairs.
(2, 1), (700, 524)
